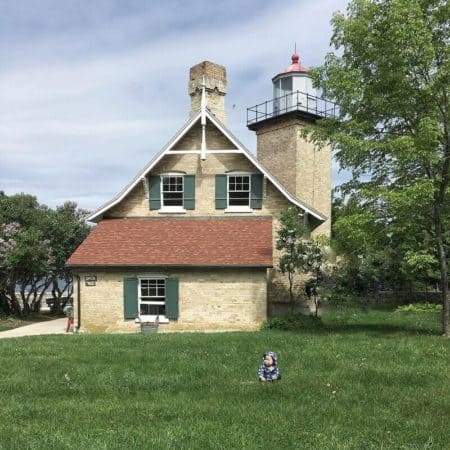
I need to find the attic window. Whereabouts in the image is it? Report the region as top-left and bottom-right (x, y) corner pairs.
(149, 174), (195, 212)
(228, 174), (250, 207)
(162, 176), (183, 207)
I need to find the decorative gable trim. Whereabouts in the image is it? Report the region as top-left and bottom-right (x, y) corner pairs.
(86, 109), (326, 222)
(87, 112), (203, 222)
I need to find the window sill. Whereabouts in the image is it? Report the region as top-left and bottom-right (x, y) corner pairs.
(158, 207), (186, 214)
(136, 316), (170, 323)
(224, 207), (253, 213)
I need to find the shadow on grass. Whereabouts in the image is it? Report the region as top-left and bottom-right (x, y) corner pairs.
(264, 309), (442, 336)
(319, 322), (440, 336)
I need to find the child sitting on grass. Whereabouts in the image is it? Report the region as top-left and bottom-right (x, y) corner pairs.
(258, 351), (281, 382)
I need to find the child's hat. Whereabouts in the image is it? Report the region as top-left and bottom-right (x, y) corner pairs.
(264, 351), (278, 364)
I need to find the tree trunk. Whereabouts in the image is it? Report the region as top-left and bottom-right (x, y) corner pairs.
(32, 278), (52, 313)
(288, 271), (295, 313)
(313, 294), (319, 317)
(433, 199), (449, 337)
(436, 117), (450, 336)
(436, 236), (449, 337)
(8, 289), (22, 316)
(0, 291), (11, 314)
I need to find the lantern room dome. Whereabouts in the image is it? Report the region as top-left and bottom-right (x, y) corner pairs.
(272, 53), (309, 81)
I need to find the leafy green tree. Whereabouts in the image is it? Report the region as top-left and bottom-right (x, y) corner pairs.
(276, 207), (327, 314)
(331, 192), (439, 294)
(45, 201), (91, 312)
(302, 241), (327, 317)
(0, 193), (90, 315)
(305, 0), (449, 335)
(0, 193), (51, 314)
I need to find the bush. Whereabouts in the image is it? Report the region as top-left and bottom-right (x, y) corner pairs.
(261, 313), (324, 331)
(395, 302), (442, 313)
(325, 289), (358, 306)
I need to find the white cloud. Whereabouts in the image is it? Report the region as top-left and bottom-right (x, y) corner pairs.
(0, 0), (348, 210)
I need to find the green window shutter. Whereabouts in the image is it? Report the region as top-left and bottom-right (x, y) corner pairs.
(148, 175), (161, 210)
(123, 278), (139, 319)
(215, 175), (227, 209)
(250, 174), (263, 209)
(183, 175), (195, 210)
(165, 278), (179, 319)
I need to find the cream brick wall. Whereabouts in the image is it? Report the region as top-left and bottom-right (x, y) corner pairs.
(107, 150), (281, 218)
(172, 120), (236, 150)
(104, 121), (316, 308)
(254, 118), (299, 195)
(255, 116), (332, 237)
(74, 268), (266, 333)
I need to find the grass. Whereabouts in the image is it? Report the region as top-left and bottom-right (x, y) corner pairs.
(0, 306), (449, 449)
(0, 313), (56, 332)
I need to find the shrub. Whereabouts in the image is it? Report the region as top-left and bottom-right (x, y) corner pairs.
(325, 289), (358, 306)
(261, 313), (324, 331)
(395, 303), (442, 313)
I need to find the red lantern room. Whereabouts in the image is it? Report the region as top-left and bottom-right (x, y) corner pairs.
(272, 52), (317, 115)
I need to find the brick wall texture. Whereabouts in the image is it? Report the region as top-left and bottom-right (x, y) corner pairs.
(255, 116), (332, 237)
(75, 268), (266, 333)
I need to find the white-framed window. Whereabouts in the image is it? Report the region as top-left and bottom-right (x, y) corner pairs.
(139, 277), (168, 322)
(161, 175), (184, 207)
(227, 173), (251, 210)
(149, 173), (194, 212)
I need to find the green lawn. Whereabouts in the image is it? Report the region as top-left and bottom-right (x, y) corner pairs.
(0, 307), (449, 449)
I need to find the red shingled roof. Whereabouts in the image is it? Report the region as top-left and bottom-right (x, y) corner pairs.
(67, 218), (273, 267)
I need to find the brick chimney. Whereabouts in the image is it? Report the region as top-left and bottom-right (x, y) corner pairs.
(188, 61), (227, 124)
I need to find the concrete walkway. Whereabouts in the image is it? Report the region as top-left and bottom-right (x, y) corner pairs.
(0, 318), (68, 339)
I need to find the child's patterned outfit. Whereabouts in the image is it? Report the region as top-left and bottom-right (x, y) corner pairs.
(258, 351), (281, 381)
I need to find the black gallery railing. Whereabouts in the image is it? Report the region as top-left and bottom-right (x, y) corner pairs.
(247, 90), (338, 126)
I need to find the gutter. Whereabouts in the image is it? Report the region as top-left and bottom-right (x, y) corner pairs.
(75, 274), (81, 332)
(66, 263), (273, 269)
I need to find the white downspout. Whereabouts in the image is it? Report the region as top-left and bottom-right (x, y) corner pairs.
(200, 76), (207, 161)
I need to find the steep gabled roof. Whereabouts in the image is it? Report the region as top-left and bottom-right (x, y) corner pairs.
(66, 217), (273, 268)
(86, 109), (327, 223)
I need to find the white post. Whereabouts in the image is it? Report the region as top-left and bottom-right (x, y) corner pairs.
(200, 76), (207, 160)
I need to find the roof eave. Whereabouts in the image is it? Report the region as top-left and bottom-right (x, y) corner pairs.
(66, 263), (273, 269)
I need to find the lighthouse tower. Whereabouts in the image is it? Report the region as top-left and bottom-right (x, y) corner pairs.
(247, 52), (333, 236)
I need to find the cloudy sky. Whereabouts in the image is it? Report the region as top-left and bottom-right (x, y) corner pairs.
(0, 0), (349, 212)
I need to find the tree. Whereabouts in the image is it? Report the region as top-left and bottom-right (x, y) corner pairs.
(276, 207), (327, 314)
(305, 0), (449, 335)
(0, 193), (52, 315)
(0, 193), (90, 315)
(331, 192), (439, 294)
(45, 201), (91, 312)
(302, 241), (326, 317)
